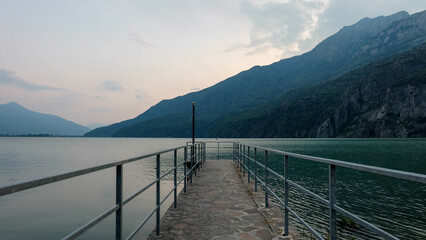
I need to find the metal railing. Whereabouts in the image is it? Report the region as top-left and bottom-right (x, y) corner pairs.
(233, 142), (426, 240)
(2, 140), (424, 240)
(188, 141), (234, 160)
(0, 142), (206, 240)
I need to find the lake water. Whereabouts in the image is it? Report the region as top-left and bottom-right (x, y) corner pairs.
(235, 139), (426, 240)
(0, 138), (425, 239)
(0, 138), (190, 240)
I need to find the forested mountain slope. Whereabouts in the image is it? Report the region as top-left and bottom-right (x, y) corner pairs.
(85, 10), (426, 138)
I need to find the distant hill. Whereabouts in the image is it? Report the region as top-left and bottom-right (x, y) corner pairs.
(0, 102), (90, 136)
(85, 10), (426, 138)
(209, 43), (426, 138)
(86, 123), (107, 130)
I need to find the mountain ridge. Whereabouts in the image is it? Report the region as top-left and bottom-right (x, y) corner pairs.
(85, 10), (426, 138)
(207, 43), (426, 138)
(0, 102), (90, 136)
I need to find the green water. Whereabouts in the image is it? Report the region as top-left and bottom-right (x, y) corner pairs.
(234, 139), (426, 240)
(0, 138), (424, 239)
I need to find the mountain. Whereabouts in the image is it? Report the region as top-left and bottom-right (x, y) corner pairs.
(209, 43), (426, 138)
(85, 10), (426, 138)
(0, 102), (90, 136)
(86, 123), (107, 130)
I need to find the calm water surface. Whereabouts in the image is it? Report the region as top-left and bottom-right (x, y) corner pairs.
(0, 137), (189, 240)
(0, 138), (425, 239)
(236, 138), (426, 240)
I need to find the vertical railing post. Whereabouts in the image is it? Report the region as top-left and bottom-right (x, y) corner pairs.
(236, 144), (239, 166)
(156, 154), (161, 236)
(191, 145), (194, 181)
(329, 164), (337, 240)
(233, 143), (235, 163)
(265, 150), (269, 208)
(235, 143), (238, 163)
(235, 143), (237, 165)
(235, 143), (237, 164)
(284, 155), (289, 236)
(196, 144), (200, 168)
(194, 145), (198, 171)
(189, 145), (194, 184)
(217, 142), (220, 160)
(234, 144), (236, 164)
(197, 144), (200, 171)
(198, 143), (203, 168)
(247, 146), (250, 183)
(174, 149), (177, 208)
(197, 144), (200, 172)
(239, 145), (242, 171)
(184, 147), (187, 193)
(198, 144), (201, 170)
(194, 145), (197, 177)
(238, 144), (240, 169)
(115, 165), (123, 240)
(254, 148), (258, 193)
(243, 145), (246, 176)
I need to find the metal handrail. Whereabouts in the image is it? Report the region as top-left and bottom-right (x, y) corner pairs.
(190, 141), (234, 160)
(239, 144), (425, 184)
(0, 142), (207, 240)
(233, 142), (426, 240)
(0, 145), (185, 196)
(3, 140), (422, 240)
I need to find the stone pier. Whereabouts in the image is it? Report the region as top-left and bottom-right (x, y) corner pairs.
(148, 160), (295, 240)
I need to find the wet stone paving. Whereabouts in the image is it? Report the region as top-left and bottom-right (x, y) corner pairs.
(148, 160), (291, 240)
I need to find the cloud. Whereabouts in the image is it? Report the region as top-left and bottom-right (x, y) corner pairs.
(231, 0), (330, 57)
(0, 69), (64, 91)
(128, 30), (155, 48)
(102, 81), (123, 91)
(48, 92), (87, 109)
(135, 90), (151, 100)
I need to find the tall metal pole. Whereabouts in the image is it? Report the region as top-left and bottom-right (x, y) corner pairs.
(192, 102), (195, 145)
(192, 102), (195, 171)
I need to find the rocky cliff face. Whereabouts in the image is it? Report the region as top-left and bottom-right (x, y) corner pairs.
(209, 43), (426, 138)
(313, 46), (426, 138)
(315, 84), (425, 137)
(354, 10), (426, 57)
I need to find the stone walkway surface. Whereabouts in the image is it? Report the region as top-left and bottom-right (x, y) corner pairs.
(147, 160), (278, 240)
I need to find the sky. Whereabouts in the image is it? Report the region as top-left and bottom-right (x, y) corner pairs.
(0, 0), (425, 126)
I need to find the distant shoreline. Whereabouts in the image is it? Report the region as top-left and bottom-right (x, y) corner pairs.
(1, 135), (424, 139)
(0, 134), (82, 138)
